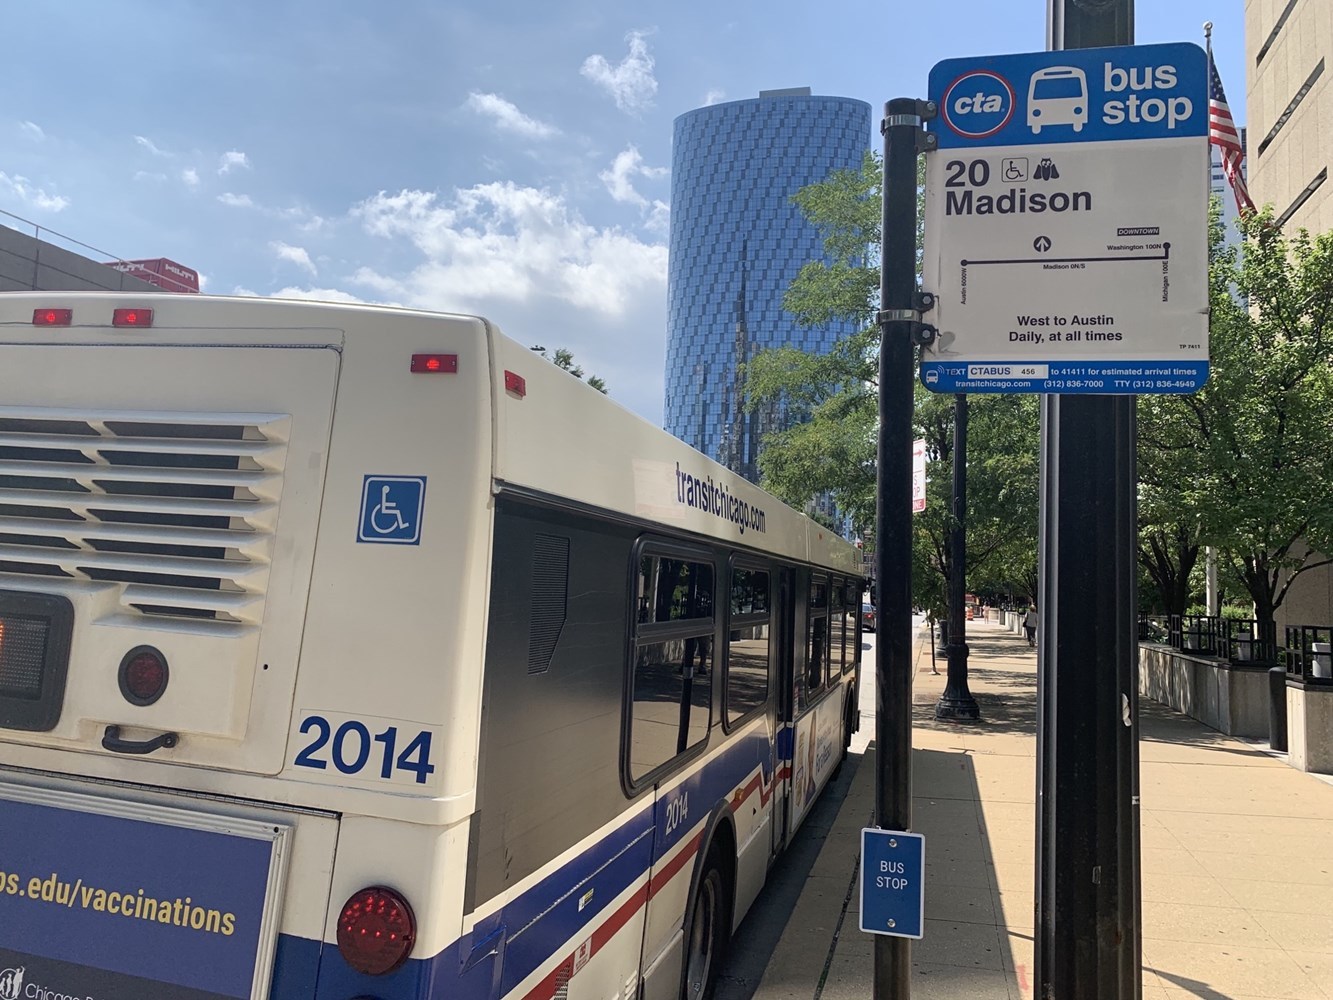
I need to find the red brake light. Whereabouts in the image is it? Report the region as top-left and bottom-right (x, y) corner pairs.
(337, 886), (416, 976)
(504, 370), (526, 397)
(118, 646), (169, 706)
(112, 308), (154, 328)
(33, 308), (73, 326)
(410, 353), (458, 373)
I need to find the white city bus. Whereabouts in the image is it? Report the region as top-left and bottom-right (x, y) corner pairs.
(0, 293), (863, 1000)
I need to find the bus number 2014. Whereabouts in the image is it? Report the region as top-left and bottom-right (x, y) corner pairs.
(665, 792), (689, 836)
(293, 714), (436, 784)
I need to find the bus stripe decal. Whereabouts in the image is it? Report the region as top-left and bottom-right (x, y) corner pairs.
(518, 882), (650, 1000)
(648, 829), (703, 899)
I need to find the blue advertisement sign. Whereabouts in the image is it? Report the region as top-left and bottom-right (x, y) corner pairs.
(929, 42), (1208, 148)
(859, 828), (925, 939)
(0, 793), (279, 999)
(358, 475), (427, 545)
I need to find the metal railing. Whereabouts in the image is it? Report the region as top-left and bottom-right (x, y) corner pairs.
(1141, 614), (1330, 679)
(1283, 625), (1333, 683)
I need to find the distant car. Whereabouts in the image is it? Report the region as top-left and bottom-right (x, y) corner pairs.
(861, 602), (877, 633)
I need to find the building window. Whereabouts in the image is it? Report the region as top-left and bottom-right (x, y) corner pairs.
(1256, 0), (1300, 66)
(1277, 167), (1329, 227)
(1258, 59), (1324, 157)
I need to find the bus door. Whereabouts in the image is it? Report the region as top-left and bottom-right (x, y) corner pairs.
(770, 566), (798, 855)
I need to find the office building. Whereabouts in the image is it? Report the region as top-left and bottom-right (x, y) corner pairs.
(664, 89), (871, 483)
(1245, 1), (1330, 232)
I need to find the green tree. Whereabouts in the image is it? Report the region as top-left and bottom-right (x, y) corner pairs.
(529, 345), (608, 393)
(1139, 208), (1333, 628)
(744, 151), (1040, 613)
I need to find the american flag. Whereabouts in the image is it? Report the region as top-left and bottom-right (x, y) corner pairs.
(1209, 56), (1255, 215)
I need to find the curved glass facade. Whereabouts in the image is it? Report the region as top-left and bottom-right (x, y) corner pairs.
(664, 91), (871, 481)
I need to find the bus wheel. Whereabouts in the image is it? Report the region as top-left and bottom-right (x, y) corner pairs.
(683, 844), (729, 1000)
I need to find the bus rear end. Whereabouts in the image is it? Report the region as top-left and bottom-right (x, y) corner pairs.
(0, 293), (495, 1000)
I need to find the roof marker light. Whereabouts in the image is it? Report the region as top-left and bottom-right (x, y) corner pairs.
(410, 353), (458, 373)
(112, 308), (154, 328)
(33, 308), (73, 327)
(504, 371), (527, 397)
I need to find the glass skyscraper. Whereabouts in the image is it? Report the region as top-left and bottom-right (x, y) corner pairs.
(664, 89), (871, 483)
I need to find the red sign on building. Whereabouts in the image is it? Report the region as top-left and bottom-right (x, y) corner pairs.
(111, 258), (200, 293)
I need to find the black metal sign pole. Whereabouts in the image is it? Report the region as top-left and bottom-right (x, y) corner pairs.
(1035, 0), (1142, 998)
(874, 96), (932, 1000)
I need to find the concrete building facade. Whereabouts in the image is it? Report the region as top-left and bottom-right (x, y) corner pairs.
(663, 89), (871, 484)
(0, 223), (159, 294)
(1245, 0), (1331, 232)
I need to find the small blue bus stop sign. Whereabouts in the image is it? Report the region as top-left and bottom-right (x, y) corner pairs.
(860, 828), (925, 938)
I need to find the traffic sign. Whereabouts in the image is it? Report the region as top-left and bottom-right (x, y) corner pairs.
(921, 43), (1210, 395)
(859, 828), (925, 938)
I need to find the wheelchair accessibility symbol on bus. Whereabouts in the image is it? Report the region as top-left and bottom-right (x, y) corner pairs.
(358, 475), (426, 544)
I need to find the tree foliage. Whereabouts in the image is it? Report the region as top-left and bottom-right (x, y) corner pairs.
(529, 345), (608, 393)
(1138, 207), (1333, 625)
(745, 151), (1040, 614)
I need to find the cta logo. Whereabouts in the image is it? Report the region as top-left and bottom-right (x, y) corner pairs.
(942, 70), (1015, 139)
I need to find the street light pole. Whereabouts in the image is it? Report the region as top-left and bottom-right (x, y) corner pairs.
(936, 393), (980, 720)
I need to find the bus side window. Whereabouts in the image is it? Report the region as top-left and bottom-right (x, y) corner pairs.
(726, 564), (770, 726)
(828, 576), (846, 679)
(806, 576), (828, 696)
(627, 548), (715, 784)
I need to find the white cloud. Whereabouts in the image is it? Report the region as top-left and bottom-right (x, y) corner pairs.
(270, 241), (317, 275)
(598, 145), (668, 208)
(465, 92), (559, 139)
(135, 135), (170, 157)
(703, 89), (727, 106)
(351, 181), (666, 318)
(217, 192), (255, 208)
(218, 150), (251, 175)
(0, 172), (69, 212)
(581, 30), (658, 113)
(182, 168), (200, 187)
(644, 200), (670, 234)
(20, 121), (45, 140)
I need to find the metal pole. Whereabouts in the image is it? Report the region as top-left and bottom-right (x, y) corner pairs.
(936, 394), (980, 720)
(1036, 2), (1142, 999)
(874, 96), (923, 1000)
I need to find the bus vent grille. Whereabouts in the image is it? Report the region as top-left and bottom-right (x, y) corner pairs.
(528, 534), (569, 674)
(0, 408), (288, 631)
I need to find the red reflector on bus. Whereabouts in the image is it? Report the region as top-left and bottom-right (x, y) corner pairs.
(119, 646), (169, 706)
(337, 886), (416, 976)
(504, 371), (526, 397)
(112, 308), (154, 328)
(32, 308), (73, 326)
(410, 353), (458, 373)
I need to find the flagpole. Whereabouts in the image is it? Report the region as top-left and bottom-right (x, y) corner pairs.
(1205, 22), (1215, 197)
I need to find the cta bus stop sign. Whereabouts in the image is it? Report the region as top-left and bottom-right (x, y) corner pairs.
(860, 828), (925, 939)
(920, 42), (1210, 395)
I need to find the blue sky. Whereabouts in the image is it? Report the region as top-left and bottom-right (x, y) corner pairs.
(0, 1), (1245, 425)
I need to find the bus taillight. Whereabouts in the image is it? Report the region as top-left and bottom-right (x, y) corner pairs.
(336, 886), (416, 976)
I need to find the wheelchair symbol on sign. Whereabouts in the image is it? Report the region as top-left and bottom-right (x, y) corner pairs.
(358, 476), (426, 545)
(370, 484), (410, 534)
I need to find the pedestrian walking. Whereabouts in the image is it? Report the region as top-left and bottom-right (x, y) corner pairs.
(1024, 605), (1039, 647)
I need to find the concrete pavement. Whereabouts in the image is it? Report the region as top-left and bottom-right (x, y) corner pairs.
(747, 618), (1333, 1000)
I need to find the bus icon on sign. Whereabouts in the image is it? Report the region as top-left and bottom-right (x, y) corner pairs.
(1028, 66), (1088, 134)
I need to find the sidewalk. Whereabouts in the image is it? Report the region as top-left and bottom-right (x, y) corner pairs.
(751, 619), (1333, 1000)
